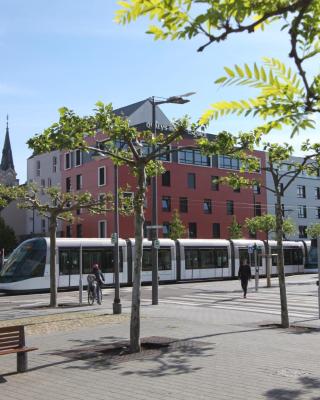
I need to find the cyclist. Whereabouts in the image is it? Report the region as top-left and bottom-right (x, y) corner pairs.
(92, 264), (105, 304)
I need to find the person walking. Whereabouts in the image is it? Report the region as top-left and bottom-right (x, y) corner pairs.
(238, 258), (252, 298)
(92, 264), (105, 304)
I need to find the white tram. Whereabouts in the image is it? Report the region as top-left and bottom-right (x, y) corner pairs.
(0, 236), (311, 293)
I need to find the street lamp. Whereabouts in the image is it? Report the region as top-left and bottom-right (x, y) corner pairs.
(91, 144), (124, 315)
(149, 92), (195, 306)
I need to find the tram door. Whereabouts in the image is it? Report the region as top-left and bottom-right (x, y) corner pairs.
(58, 248), (80, 288)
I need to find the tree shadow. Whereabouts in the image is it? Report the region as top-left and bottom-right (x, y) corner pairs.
(264, 376), (320, 399)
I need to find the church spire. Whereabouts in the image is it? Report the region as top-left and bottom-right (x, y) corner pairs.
(0, 115), (15, 171)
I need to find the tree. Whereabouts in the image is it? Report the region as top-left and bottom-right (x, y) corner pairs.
(27, 102), (255, 352)
(169, 209), (186, 240)
(245, 214), (296, 287)
(0, 216), (17, 254)
(306, 223), (320, 238)
(116, 1), (320, 133)
(17, 185), (110, 307)
(228, 216), (242, 239)
(224, 142), (320, 326)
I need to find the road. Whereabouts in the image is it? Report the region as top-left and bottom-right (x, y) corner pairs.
(0, 273), (319, 322)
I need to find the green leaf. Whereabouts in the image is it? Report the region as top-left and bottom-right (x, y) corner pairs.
(214, 76), (228, 84)
(224, 67), (235, 78)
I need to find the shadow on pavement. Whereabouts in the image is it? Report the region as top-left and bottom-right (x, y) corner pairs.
(264, 376), (320, 400)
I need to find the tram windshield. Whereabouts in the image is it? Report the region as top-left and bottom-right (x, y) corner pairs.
(0, 238), (46, 282)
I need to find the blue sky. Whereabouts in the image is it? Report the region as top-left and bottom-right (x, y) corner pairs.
(0, 1), (316, 182)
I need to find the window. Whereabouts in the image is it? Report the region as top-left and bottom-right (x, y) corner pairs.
(52, 156), (57, 173)
(65, 153), (71, 170)
(179, 197), (188, 213)
(315, 187), (320, 199)
(317, 207), (320, 219)
(36, 160), (41, 176)
(76, 224), (83, 238)
(187, 173), (196, 189)
(179, 149), (210, 166)
(212, 223), (220, 238)
(253, 184), (261, 195)
(40, 179), (45, 188)
(66, 177), (71, 192)
(255, 203), (262, 216)
(233, 187), (240, 193)
(297, 205), (307, 218)
(185, 247), (228, 269)
(66, 225), (72, 237)
(162, 196), (171, 212)
(203, 199), (212, 214)
(218, 155), (240, 170)
(226, 200), (234, 215)
(98, 220), (106, 238)
(188, 223), (197, 238)
(297, 185), (306, 198)
(47, 178), (52, 187)
(141, 248), (171, 271)
(299, 225), (307, 238)
(76, 208), (81, 216)
(41, 219), (46, 234)
(76, 174), (82, 190)
(121, 192), (134, 211)
(211, 176), (219, 191)
(98, 166), (106, 186)
(162, 222), (170, 238)
(162, 171), (171, 187)
(74, 150), (82, 167)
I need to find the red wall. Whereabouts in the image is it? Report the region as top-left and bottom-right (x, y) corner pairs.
(61, 136), (267, 240)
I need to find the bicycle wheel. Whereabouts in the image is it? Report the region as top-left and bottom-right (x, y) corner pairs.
(88, 289), (95, 305)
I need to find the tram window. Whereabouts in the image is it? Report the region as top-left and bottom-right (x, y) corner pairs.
(185, 248), (228, 269)
(200, 249), (215, 269)
(239, 248), (262, 267)
(59, 249), (79, 275)
(158, 249), (171, 270)
(284, 248), (303, 265)
(83, 248), (123, 274)
(0, 239), (46, 282)
(185, 249), (199, 269)
(215, 248), (228, 268)
(142, 249), (152, 271)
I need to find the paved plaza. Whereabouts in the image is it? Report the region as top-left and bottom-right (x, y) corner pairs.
(0, 275), (320, 400)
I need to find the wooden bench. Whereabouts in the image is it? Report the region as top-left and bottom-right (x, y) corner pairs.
(0, 325), (38, 372)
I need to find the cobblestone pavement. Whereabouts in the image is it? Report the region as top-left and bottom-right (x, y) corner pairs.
(0, 275), (320, 400)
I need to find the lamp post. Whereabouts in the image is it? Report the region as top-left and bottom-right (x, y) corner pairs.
(150, 93), (195, 305)
(113, 162), (121, 314)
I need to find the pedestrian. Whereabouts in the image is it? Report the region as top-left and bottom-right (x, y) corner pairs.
(238, 258), (252, 298)
(92, 264), (105, 304)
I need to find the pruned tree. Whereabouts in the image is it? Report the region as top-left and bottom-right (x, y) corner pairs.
(306, 223), (320, 238)
(245, 214), (296, 287)
(17, 185), (111, 307)
(228, 215), (242, 239)
(27, 102), (256, 352)
(223, 141), (320, 327)
(169, 209), (186, 240)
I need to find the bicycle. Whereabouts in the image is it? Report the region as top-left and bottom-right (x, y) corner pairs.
(87, 275), (103, 305)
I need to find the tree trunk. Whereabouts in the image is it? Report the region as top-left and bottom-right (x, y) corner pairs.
(49, 215), (58, 307)
(266, 239), (271, 288)
(130, 163), (146, 353)
(275, 195), (289, 328)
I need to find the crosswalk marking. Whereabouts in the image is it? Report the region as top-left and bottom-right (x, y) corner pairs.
(155, 290), (319, 319)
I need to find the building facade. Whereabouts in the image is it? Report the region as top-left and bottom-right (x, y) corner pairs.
(26, 150), (62, 236)
(61, 99), (268, 240)
(266, 155), (320, 239)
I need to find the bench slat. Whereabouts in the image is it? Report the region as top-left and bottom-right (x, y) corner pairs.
(0, 341), (21, 349)
(0, 346), (38, 356)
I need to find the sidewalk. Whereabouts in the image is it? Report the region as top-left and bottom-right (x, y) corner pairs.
(1, 277), (320, 400)
(0, 311), (319, 399)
